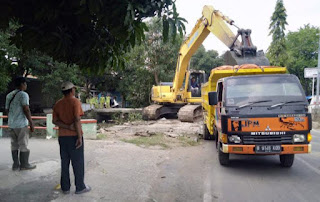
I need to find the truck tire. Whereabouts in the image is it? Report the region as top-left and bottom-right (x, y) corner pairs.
(280, 154), (294, 167)
(219, 145), (230, 166)
(203, 124), (214, 140)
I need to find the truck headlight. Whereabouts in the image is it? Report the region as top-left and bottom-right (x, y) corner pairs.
(228, 135), (241, 143)
(293, 134), (306, 143)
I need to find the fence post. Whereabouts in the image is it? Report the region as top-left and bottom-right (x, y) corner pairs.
(0, 112), (3, 138)
(46, 114), (54, 139)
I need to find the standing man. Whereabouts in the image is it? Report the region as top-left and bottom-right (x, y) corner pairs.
(5, 77), (36, 171)
(99, 94), (105, 109)
(106, 94), (111, 108)
(52, 81), (91, 194)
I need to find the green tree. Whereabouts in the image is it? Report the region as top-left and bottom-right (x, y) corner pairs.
(0, 22), (20, 93)
(286, 25), (320, 95)
(190, 45), (223, 73)
(0, 0), (186, 72)
(267, 0), (288, 66)
(144, 18), (183, 84)
(0, 48), (13, 93)
(29, 53), (83, 106)
(83, 17), (184, 107)
(0, 22), (84, 105)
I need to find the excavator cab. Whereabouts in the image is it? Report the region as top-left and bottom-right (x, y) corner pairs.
(187, 70), (206, 97)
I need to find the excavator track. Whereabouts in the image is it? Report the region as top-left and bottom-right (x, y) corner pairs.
(142, 104), (180, 120)
(142, 104), (163, 120)
(178, 104), (203, 122)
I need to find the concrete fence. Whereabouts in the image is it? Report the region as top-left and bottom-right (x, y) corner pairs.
(0, 112), (97, 139)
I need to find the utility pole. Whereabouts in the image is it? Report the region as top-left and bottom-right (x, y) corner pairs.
(312, 77), (315, 97)
(316, 31), (320, 107)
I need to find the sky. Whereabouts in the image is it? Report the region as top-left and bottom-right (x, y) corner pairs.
(175, 0), (320, 55)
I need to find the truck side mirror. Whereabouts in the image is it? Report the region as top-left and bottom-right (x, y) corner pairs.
(208, 92), (218, 105)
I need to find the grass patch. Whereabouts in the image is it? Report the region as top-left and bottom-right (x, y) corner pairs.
(122, 133), (170, 149)
(98, 122), (115, 129)
(177, 136), (200, 147)
(127, 112), (143, 122)
(96, 134), (108, 140)
(111, 112), (143, 124)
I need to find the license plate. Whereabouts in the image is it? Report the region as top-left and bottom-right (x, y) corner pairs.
(255, 145), (281, 154)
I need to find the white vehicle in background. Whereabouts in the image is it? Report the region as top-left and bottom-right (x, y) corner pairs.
(308, 96), (320, 113)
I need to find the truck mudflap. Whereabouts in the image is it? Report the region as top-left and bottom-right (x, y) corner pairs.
(221, 143), (312, 154)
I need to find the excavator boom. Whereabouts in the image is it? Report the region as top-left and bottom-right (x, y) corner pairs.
(172, 5), (240, 94)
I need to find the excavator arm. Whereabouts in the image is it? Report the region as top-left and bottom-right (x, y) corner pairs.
(172, 5), (239, 94)
(172, 5), (269, 98)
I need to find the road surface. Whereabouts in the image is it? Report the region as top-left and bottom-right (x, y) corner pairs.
(0, 129), (319, 201)
(149, 129), (320, 202)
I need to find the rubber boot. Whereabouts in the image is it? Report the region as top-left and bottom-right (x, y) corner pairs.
(20, 151), (36, 170)
(11, 150), (20, 171)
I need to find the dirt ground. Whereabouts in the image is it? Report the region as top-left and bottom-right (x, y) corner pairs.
(0, 118), (206, 202)
(96, 118), (203, 149)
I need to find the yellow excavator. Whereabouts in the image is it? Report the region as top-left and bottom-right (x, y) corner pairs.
(142, 5), (270, 122)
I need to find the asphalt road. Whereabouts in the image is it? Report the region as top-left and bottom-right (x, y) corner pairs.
(149, 129), (320, 202)
(0, 130), (320, 202)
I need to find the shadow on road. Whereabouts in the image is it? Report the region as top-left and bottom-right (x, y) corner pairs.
(220, 154), (306, 177)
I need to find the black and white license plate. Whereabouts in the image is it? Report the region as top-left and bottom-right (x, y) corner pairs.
(255, 145), (281, 154)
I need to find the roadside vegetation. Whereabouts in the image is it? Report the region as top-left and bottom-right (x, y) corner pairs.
(111, 112), (143, 124)
(122, 133), (170, 149)
(121, 132), (200, 149)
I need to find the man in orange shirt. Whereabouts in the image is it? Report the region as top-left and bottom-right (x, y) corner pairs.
(53, 81), (91, 194)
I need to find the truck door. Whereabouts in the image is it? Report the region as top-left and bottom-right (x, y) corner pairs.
(216, 81), (223, 128)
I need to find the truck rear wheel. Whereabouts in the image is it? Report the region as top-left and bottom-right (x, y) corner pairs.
(280, 154), (294, 167)
(219, 145), (229, 166)
(203, 124), (214, 140)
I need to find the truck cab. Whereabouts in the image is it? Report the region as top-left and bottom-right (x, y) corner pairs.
(203, 70), (312, 167)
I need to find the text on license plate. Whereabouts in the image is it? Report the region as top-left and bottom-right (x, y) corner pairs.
(255, 145), (281, 153)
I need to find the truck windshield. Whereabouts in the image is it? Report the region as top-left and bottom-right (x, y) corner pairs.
(225, 75), (305, 106)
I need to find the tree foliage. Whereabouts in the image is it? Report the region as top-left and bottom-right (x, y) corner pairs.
(0, 53), (12, 93)
(190, 45), (223, 73)
(0, 22), (22, 93)
(0, 0), (186, 72)
(85, 18), (184, 107)
(286, 25), (320, 95)
(267, 0), (288, 66)
(144, 18), (183, 84)
(29, 53), (82, 106)
(0, 22), (83, 105)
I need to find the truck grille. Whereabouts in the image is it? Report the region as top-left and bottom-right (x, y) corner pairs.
(242, 135), (293, 145)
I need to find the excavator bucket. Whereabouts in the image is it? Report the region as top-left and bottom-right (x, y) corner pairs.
(224, 50), (270, 66)
(225, 29), (270, 66)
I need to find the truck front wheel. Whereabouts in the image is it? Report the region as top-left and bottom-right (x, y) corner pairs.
(280, 154), (294, 167)
(219, 145), (230, 166)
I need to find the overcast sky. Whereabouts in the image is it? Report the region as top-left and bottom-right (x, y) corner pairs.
(175, 0), (320, 55)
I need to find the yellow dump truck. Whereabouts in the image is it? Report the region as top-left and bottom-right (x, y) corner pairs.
(202, 64), (312, 167)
